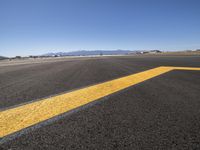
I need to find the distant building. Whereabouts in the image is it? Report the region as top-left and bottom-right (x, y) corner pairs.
(149, 50), (162, 53)
(138, 50), (162, 54)
(29, 55), (39, 58)
(15, 56), (21, 59)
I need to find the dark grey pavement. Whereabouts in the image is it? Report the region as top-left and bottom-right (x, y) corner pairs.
(1, 55), (200, 149)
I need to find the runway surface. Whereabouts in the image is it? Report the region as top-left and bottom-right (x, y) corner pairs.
(1, 55), (200, 149)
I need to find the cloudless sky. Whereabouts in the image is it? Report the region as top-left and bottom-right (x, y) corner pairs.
(0, 0), (200, 57)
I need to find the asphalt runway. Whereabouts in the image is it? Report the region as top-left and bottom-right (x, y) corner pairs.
(1, 55), (200, 149)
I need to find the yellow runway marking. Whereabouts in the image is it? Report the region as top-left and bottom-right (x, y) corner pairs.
(1, 66), (200, 137)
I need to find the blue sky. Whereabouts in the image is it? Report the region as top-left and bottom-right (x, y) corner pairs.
(0, 0), (200, 57)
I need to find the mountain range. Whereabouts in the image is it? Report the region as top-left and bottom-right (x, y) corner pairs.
(42, 50), (134, 56)
(0, 56), (8, 60)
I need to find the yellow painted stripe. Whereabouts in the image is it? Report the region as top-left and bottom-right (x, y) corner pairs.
(0, 66), (200, 137)
(172, 66), (200, 71)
